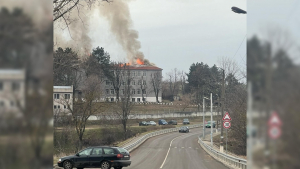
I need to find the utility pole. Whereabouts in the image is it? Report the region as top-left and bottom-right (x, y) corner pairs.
(203, 98), (205, 139)
(210, 93), (213, 147)
(220, 68), (225, 151)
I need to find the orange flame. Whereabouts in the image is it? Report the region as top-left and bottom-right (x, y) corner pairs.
(136, 58), (144, 65)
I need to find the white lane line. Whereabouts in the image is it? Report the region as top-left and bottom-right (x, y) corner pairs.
(160, 135), (183, 169)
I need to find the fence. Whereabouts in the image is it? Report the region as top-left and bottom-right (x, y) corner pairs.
(122, 124), (201, 152)
(198, 137), (247, 169)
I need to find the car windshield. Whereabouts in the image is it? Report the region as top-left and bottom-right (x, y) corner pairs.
(183, 119), (188, 121)
(207, 121), (211, 124)
(180, 127), (187, 129)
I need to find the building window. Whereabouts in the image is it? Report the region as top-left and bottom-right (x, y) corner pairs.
(142, 89), (146, 94)
(65, 94), (70, 99)
(137, 89), (141, 94)
(54, 93), (60, 99)
(122, 81), (125, 85)
(64, 105), (67, 109)
(122, 89), (125, 95)
(111, 98), (114, 102)
(137, 98), (140, 102)
(132, 98), (135, 102)
(143, 71), (146, 76)
(106, 89), (109, 94)
(132, 89), (135, 95)
(110, 89), (115, 94)
(137, 71), (141, 76)
(58, 105), (60, 109)
(143, 98), (146, 101)
(131, 80), (135, 85)
(106, 80), (110, 85)
(143, 80), (146, 85)
(12, 82), (20, 91)
(137, 80), (141, 85)
(132, 71), (136, 77)
(54, 105), (57, 109)
(0, 82), (3, 90)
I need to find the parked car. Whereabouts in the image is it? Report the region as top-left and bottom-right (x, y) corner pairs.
(158, 119), (168, 125)
(57, 146), (131, 169)
(168, 120), (177, 125)
(179, 126), (189, 133)
(147, 121), (157, 126)
(183, 119), (190, 124)
(139, 121), (148, 126)
(205, 121), (216, 128)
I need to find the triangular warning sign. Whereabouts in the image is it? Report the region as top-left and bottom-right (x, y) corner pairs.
(268, 112), (282, 126)
(222, 112), (231, 121)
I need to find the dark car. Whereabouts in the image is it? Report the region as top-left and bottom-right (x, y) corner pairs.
(158, 119), (168, 125)
(139, 121), (147, 126)
(205, 121), (216, 128)
(183, 119), (190, 124)
(168, 120), (177, 125)
(179, 126), (189, 133)
(57, 146), (131, 169)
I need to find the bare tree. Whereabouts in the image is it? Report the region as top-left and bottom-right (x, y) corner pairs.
(59, 75), (103, 150)
(53, 0), (111, 22)
(150, 71), (162, 103)
(138, 75), (148, 104)
(166, 68), (180, 100)
(114, 67), (134, 140)
(107, 62), (127, 102)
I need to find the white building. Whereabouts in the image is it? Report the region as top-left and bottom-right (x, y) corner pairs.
(0, 69), (25, 116)
(53, 86), (73, 114)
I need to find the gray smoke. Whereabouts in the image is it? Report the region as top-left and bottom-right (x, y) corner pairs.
(99, 0), (148, 64)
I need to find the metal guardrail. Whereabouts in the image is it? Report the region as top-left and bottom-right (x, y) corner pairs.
(198, 137), (247, 169)
(122, 124), (201, 152)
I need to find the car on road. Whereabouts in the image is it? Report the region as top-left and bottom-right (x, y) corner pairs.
(158, 119), (168, 125)
(168, 120), (177, 125)
(205, 121), (216, 128)
(57, 146), (131, 169)
(179, 126), (189, 133)
(139, 121), (148, 126)
(147, 121), (157, 126)
(183, 119), (190, 124)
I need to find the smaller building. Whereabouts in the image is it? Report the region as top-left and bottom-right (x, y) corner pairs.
(0, 69), (25, 116)
(53, 86), (73, 114)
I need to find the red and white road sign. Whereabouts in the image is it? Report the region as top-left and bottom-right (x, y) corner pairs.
(268, 125), (282, 139)
(222, 112), (232, 121)
(268, 112), (282, 126)
(223, 121), (231, 129)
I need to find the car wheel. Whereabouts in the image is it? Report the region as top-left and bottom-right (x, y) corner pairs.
(101, 161), (111, 169)
(63, 161), (73, 169)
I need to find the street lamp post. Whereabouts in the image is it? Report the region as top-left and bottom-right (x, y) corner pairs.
(217, 67), (225, 152)
(203, 98), (205, 139)
(210, 93), (213, 147)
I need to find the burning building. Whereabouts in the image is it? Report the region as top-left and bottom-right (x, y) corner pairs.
(102, 61), (163, 103)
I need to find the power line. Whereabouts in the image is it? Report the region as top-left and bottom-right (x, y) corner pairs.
(233, 34), (247, 59)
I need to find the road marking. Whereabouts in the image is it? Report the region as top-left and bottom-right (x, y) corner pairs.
(160, 135), (183, 168)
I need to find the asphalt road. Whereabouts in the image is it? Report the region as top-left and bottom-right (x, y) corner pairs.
(126, 128), (229, 169)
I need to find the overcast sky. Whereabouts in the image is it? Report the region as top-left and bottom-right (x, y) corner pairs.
(88, 0), (246, 76)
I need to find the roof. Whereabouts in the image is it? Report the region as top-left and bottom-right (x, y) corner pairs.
(53, 86), (73, 89)
(127, 65), (162, 70)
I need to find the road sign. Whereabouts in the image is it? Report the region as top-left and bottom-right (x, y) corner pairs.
(268, 126), (281, 139)
(268, 112), (282, 126)
(222, 112), (232, 121)
(223, 121), (231, 129)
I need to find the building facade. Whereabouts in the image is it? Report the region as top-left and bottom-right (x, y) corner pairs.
(102, 65), (163, 103)
(0, 69), (25, 116)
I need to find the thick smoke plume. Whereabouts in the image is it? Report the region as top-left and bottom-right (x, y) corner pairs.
(99, 0), (148, 65)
